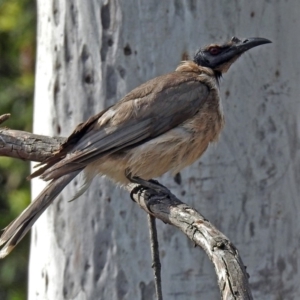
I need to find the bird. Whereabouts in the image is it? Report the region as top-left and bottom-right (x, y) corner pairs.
(0, 36), (271, 258)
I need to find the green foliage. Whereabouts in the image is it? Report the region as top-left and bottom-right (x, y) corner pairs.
(0, 0), (36, 299)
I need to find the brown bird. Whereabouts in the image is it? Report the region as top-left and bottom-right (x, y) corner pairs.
(0, 36), (271, 258)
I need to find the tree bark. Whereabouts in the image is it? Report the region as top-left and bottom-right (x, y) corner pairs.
(28, 0), (300, 299)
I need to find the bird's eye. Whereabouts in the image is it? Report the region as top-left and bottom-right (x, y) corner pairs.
(209, 47), (221, 55)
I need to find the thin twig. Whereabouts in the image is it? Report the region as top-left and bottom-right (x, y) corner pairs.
(0, 114), (11, 125)
(147, 214), (163, 300)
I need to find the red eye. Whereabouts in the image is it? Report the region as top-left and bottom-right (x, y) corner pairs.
(209, 47), (220, 55)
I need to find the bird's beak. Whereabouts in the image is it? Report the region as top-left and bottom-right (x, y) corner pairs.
(209, 37), (271, 70)
(233, 37), (272, 53)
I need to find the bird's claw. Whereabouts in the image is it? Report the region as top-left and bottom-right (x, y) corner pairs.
(125, 169), (171, 197)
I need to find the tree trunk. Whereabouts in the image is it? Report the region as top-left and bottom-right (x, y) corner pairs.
(29, 0), (300, 299)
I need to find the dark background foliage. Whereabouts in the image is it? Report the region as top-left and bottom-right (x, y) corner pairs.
(0, 0), (36, 299)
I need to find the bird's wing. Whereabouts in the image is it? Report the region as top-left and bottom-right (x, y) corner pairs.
(36, 71), (210, 180)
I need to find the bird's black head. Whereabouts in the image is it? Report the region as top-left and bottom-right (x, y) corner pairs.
(194, 37), (271, 75)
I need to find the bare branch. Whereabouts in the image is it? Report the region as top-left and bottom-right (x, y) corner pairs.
(0, 123), (253, 300)
(147, 214), (163, 300)
(0, 128), (64, 162)
(0, 114), (11, 125)
(127, 185), (253, 300)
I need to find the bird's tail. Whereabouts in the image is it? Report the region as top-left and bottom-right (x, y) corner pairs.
(0, 170), (80, 258)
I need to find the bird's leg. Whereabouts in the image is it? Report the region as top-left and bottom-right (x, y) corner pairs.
(125, 170), (171, 196)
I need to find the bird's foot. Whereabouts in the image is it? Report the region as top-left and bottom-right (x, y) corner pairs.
(125, 170), (171, 197)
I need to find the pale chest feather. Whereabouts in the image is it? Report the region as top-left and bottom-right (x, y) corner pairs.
(184, 87), (224, 141)
(175, 81), (224, 171)
(179, 64), (224, 142)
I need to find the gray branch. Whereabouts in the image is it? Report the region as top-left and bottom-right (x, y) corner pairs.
(147, 214), (163, 300)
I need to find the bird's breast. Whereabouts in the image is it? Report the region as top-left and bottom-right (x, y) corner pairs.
(178, 89), (224, 169)
(184, 87), (224, 142)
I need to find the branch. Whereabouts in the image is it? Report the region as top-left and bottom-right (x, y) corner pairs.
(127, 184), (252, 299)
(0, 128), (64, 162)
(147, 214), (163, 300)
(0, 113), (11, 125)
(0, 114), (253, 300)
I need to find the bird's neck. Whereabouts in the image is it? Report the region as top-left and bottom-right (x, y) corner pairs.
(176, 61), (220, 81)
(176, 61), (220, 89)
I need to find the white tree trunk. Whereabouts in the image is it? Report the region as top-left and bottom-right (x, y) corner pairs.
(29, 0), (300, 299)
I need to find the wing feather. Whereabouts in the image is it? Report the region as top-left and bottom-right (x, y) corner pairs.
(37, 71), (210, 180)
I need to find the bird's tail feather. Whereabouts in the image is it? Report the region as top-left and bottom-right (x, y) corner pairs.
(0, 170), (81, 258)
